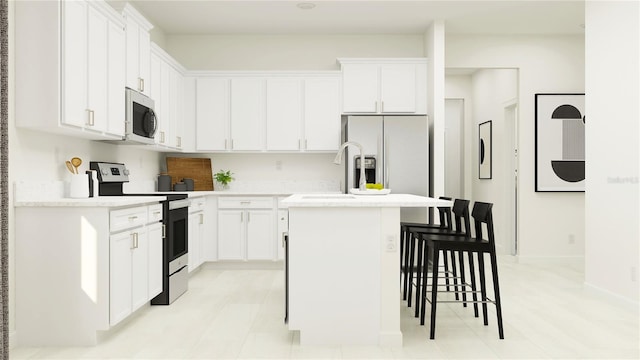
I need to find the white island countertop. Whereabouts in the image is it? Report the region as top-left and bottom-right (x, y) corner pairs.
(282, 193), (452, 208)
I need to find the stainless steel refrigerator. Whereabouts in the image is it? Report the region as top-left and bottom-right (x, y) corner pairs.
(341, 115), (430, 222)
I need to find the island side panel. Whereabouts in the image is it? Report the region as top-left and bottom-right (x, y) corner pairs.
(15, 207), (111, 346)
(288, 207), (385, 345)
(379, 207), (402, 346)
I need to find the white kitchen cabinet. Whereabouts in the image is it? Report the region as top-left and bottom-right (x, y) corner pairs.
(188, 197), (207, 271)
(246, 210), (274, 260)
(150, 44), (186, 150)
(123, 4), (152, 95)
(217, 197), (275, 260)
(339, 58), (427, 115)
(196, 78), (230, 151)
(109, 205), (156, 326)
(147, 222), (164, 299)
(303, 77), (341, 151)
(218, 210), (244, 260)
(195, 72), (341, 153)
(231, 78), (265, 151)
(15, 0), (126, 140)
(266, 79), (302, 151)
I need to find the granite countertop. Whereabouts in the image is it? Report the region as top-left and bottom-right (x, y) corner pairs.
(282, 193), (453, 208)
(14, 196), (167, 208)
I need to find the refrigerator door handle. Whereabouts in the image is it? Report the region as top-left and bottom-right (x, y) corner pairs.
(377, 133), (383, 185)
(385, 135), (390, 189)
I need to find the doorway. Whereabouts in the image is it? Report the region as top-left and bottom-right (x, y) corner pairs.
(504, 101), (518, 255)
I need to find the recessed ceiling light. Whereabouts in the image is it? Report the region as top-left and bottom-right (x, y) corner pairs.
(297, 2), (316, 10)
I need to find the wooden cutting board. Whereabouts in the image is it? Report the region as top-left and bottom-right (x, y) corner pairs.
(166, 157), (214, 191)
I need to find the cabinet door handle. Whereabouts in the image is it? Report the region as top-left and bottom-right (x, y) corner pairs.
(375, 101), (378, 113)
(177, 136), (182, 148)
(139, 78), (145, 92)
(199, 213), (204, 225)
(241, 212), (243, 222)
(381, 101), (384, 113)
(162, 224), (166, 239)
(86, 109), (95, 126)
(130, 233), (136, 249)
(247, 212), (250, 222)
(304, 139), (308, 149)
(160, 131), (165, 144)
(224, 139), (228, 150)
(231, 139), (235, 150)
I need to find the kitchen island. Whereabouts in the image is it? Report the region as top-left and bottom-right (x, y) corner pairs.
(282, 193), (451, 346)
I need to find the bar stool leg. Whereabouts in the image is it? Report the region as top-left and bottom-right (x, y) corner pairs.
(414, 236), (424, 318)
(468, 251), (479, 317)
(407, 234), (416, 307)
(478, 252), (489, 326)
(458, 251), (467, 307)
(402, 231), (412, 301)
(419, 241), (430, 326)
(450, 250), (460, 301)
(490, 250), (505, 339)
(429, 244), (440, 339)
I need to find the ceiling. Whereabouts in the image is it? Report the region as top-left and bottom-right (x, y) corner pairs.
(112, 0), (585, 36)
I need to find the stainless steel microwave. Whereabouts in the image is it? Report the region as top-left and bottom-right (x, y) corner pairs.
(124, 87), (157, 145)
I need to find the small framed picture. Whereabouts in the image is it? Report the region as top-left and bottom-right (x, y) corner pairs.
(535, 93), (585, 192)
(479, 120), (492, 179)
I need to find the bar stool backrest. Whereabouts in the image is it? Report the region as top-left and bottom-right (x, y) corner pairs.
(471, 201), (495, 246)
(437, 196), (453, 231)
(451, 199), (471, 235)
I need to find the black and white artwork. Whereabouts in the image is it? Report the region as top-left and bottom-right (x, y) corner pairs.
(535, 93), (585, 192)
(479, 120), (492, 179)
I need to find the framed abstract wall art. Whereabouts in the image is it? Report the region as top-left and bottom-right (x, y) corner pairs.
(479, 120), (492, 179)
(535, 93), (585, 192)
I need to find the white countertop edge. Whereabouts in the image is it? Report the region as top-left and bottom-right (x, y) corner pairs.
(15, 196), (167, 208)
(282, 194), (453, 208)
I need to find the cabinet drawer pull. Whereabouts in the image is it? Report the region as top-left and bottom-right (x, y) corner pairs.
(153, 211), (161, 216)
(240, 201), (251, 205)
(128, 216), (138, 221)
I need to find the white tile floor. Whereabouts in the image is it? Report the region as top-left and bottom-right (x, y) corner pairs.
(10, 256), (640, 359)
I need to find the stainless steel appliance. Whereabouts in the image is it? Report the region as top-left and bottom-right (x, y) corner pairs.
(123, 88), (157, 145)
(341, 115), (430, 222)
(90, 161), (189, 305)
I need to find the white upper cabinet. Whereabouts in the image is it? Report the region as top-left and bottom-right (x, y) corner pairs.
(266, 79), (302, 151)
(123, 4), (152, 96)
(339, 58), (427, 115)
(149, 44), (186, 150)
(303, 77), (341, 151)
(195, 72), (341, 153)
(196, 78), (230, 151)
(15, 0), (126, 140)
(231, 78), (266, 151)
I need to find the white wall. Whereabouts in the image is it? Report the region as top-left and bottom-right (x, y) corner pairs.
(446, 35), (586, 258)
(584, 1), (639, 302)
(445, 74), (474, 198)
(424, 21), (446, 208)
(165, 34), (425, 71)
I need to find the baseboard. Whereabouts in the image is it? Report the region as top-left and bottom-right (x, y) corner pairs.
(202, 260), (284, 270)
(583, 282), (639, 313)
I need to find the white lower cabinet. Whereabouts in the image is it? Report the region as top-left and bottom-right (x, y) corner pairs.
(217, 197), (275, 260)
(189, 211), (205, 272)
(277, 209), (289, 261)
(109, 204), (162, 327)
(147, 222), (164, 299)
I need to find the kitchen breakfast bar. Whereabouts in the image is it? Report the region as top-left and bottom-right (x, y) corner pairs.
(282, 194), (452, 346)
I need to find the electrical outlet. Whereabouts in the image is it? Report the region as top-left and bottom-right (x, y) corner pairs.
(568, 234), (575, 244)
(385, 235), (396, 252)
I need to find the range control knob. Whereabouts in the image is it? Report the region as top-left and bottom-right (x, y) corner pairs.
(123, 169), (130, 176)
(101, 168), (109, 175)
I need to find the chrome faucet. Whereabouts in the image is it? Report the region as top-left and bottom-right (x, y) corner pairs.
(334, 141), (367, 191)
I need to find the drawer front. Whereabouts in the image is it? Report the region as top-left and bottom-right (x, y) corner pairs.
(190, 197), (207, 213)
(110, 206), (148, 232)
(218, 197), (273, 209)
(147, 204), (163, 223)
